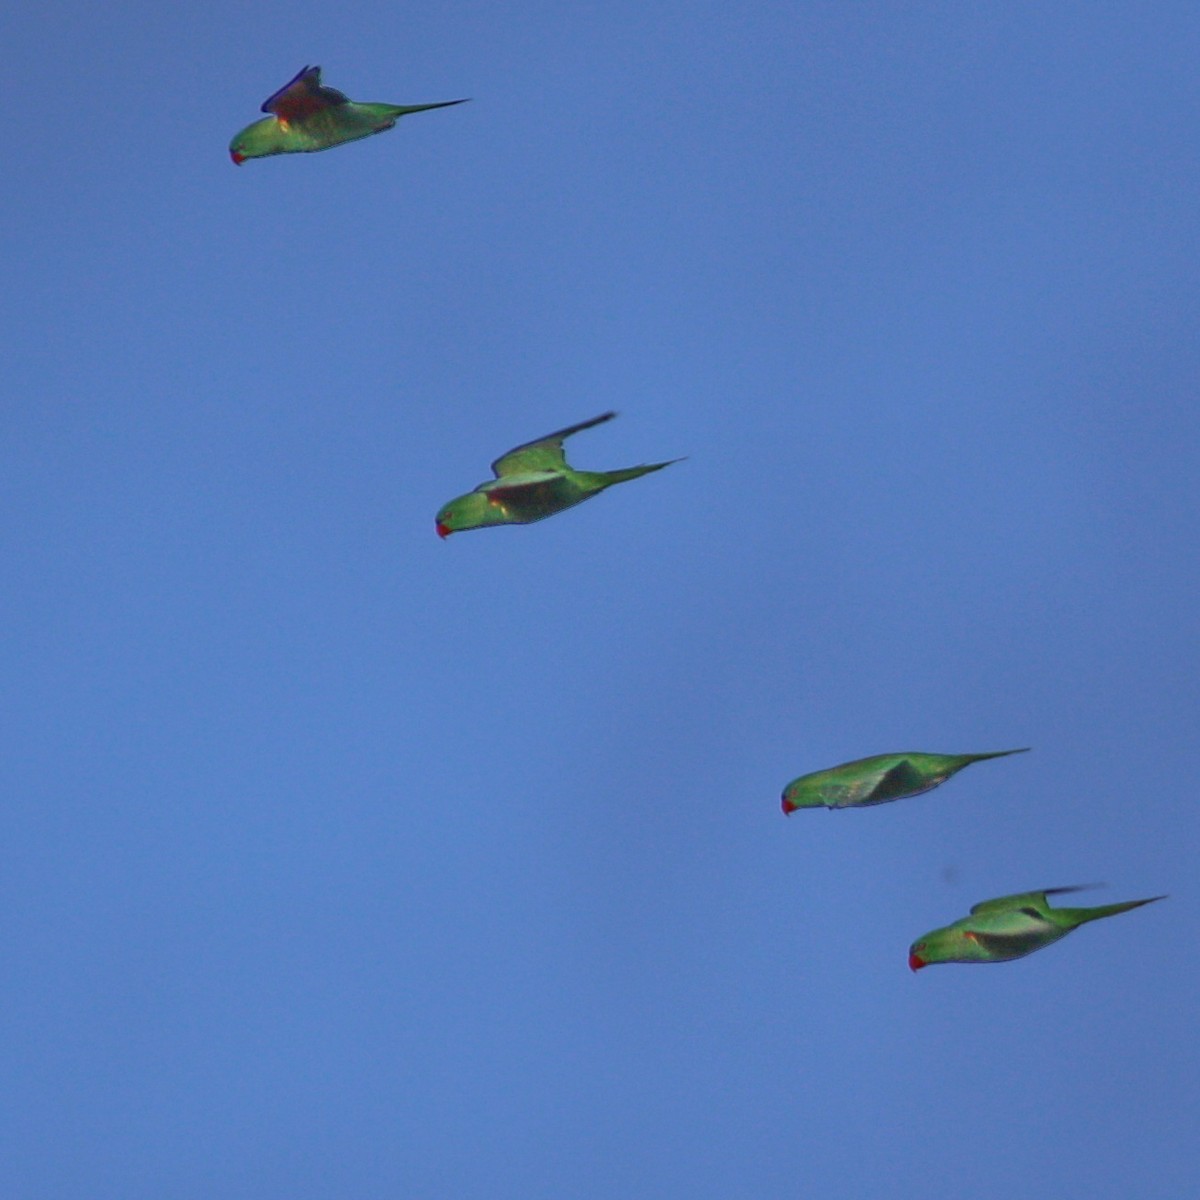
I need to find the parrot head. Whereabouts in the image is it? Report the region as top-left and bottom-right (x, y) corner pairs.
(909, 928), (967, 970)
(228, 128), (254, 163)
(909, 925), (999, 969)
(780, 781), (824, 813)
(229, 119), (290, 165)
(434, 492), (498, 538)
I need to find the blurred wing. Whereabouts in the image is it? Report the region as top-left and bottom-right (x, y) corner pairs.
(969, 886), (1092, 915)
(262, 65), (348, 117)
(482, 473), (577, 518)
(491, 412), (616, 478)
(966, 926), (1053, 959)
(868, 759), (930, 802)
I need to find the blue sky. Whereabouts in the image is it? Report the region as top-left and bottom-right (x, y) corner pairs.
(3, 3), (1197, 1196)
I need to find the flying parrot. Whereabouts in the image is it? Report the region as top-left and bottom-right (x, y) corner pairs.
(908, 886), (1165, 969)
(229, 66), (467, 163)
(435, 412), (681, 537)
(781, 748), (1029, 813)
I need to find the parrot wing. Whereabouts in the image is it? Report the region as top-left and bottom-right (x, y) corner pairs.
(868, 759), (932, 801)
(963, 925), (1055, 959)
(969, 886), (1093, 915)
(491, 412), (617, 478)
(481, 473), (580, 516)
(262, 65), (348, 118)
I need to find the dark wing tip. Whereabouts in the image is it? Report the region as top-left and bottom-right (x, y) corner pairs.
(261, 64), (320, 113)
(1044, 884), (1102, 897)
(566, 410), (618, 437)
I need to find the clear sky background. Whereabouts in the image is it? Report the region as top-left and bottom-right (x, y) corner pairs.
(2, 3), (1197, 1197)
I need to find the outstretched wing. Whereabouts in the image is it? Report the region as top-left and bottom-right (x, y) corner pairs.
(969, 885), (1094, 915)
(491, 412), (616, 478)
(868, 759), (933, 803)
(964, 926), (1056, 959)
(262, 65), (348, 118)
(482, 473), (582, 521)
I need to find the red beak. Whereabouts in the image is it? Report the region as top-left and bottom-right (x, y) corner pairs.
(781, 796), (797, 815)
(230, 151), (245, 165)
(908, 951), (926, 973)
(436, 522), (451, 540)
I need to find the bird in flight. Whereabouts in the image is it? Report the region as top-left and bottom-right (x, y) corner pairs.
(435, 412), (681, 538)
(781, 749), (1028, 813)
(908, 886), (1165, 970)
(230, 65), (467, 163)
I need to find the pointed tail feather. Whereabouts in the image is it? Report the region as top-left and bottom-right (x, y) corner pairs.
(1068, 895), (1167, 927)
(602, 458), (685, 486)
(385, 98), (471, 117)
(967, 748), (1031, 762)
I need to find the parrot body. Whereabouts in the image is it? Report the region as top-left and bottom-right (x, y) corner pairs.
(230, 66), (467, 163)
(781, 748), (1028, 813)
(435, 412), (680, 537)
(909, 886), (1165, 969)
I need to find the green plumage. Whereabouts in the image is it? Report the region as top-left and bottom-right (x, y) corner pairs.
(435, 412), (681, 537)
(909, 886), (1165, 969)
(229, 65), (466, 163)
(781, 748), (1028, 813)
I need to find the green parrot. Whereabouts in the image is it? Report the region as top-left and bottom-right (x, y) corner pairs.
(230, 65), (467, 163)
(435, 412), (681, 537)
(909, 886), (1165, 970)
(781, 748), (1028, 813)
